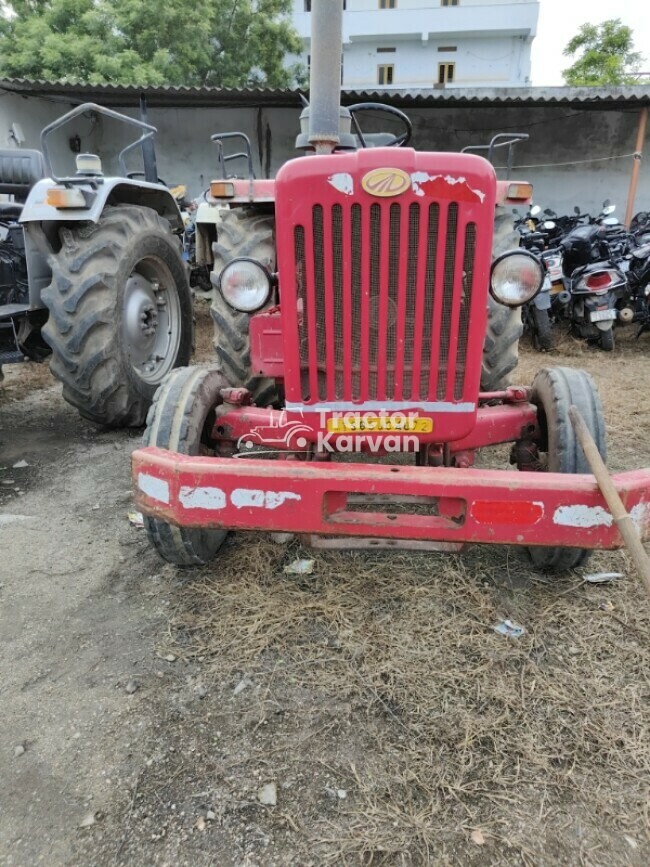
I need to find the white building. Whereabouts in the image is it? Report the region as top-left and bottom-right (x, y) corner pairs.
(291, 0), (540, 90)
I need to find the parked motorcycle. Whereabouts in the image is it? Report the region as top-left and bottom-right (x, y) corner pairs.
(624, 240), (650, 333)
(555, 220), (627, 351)
(523, 257), (554, 351)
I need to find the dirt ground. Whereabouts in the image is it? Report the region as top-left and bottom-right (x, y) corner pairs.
(2, 300), (650, 867)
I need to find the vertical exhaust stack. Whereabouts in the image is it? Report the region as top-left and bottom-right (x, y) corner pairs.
(308, 0), (347, 153)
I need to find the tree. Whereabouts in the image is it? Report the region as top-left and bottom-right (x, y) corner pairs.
(0, 0), (305, 87)
(562, 19), (643, 87)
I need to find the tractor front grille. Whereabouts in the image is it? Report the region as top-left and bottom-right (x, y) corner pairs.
(291, 199), (477, 405)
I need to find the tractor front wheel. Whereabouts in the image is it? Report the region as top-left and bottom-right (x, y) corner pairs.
(525, 367), (606, 573)
(481, 207), (524, 391)
(143, 366), (229, 566)
(210, 208), (280, 407)
(42, 205), (193, 427)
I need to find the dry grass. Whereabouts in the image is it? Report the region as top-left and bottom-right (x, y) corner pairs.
(167, 532), (650, 865)
(153, 320), (650, 866)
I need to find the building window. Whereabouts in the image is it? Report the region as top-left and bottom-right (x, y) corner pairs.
(379, 0), (396, 8)
(438, 46), (457, 53)
(378, 64), (394, 85)
(377, 47), (396, 53)
(441, 0), (459, 6)
(438, 62), (455, 84)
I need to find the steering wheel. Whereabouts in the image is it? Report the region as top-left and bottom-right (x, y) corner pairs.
(347, 102), (413, 148)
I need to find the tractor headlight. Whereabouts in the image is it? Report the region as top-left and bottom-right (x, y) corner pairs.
(218, 258), (272, 312)
(490, 250), (544, 308)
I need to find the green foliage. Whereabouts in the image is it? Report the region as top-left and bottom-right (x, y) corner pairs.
(562, 19), (643, 87)
(0, 0), (305, 87)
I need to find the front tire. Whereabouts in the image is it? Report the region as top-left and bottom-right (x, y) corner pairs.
(482, 207), (523, 391)
(42, 205), (193, 427)
(143, 366), (228, 566)
(210, 209), (280, 407)
(525, 367), (606, 573)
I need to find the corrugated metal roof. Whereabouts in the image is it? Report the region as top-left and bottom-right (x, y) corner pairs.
(1, 78), (649, 109)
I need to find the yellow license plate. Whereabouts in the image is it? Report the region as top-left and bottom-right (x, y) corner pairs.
(326, 416), (433, 433)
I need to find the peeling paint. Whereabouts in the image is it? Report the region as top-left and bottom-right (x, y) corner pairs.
(553, 504), (613, 529)
(630, 502), (650, 532)
(231, 489), (302, 510)
(138, 473), (170, 505)
(179, 486), (227, 510)
(328, 172), (354, 196)
(410, 171), (486, 203)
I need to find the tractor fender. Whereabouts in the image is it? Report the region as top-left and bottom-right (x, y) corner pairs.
(19, 177), (183, 232)
(19, 178), (184, 308)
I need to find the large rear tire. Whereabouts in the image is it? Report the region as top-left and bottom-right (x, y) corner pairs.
(143, 366), (228, 566)
(42, 205), (193, 427)
(210, 209), (280, 407)
(525, 367), (606, 573)
(481, 207), (523, 391)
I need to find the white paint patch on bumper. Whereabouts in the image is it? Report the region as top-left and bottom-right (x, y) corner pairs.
(553, 504), (613, 529)
(138, 473), (170, 505)
(179, 486), (227, 510)
(231, 489), (302, 510)
(631, 502), (650, 533)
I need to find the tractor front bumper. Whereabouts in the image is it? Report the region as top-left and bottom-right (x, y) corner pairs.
(132, 447), (650, 550)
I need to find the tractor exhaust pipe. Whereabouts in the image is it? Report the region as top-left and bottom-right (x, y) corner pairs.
(308, 0), (346, 153)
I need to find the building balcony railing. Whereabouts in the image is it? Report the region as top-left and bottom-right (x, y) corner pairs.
(293, 2), (538, 42)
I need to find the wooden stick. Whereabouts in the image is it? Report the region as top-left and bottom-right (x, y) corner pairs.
(569, 405), (650, 601)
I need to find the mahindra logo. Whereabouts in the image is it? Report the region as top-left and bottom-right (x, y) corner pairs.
(361, 167), (411, 198)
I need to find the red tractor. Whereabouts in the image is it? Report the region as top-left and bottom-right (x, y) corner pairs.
(132, 0), (650, 569)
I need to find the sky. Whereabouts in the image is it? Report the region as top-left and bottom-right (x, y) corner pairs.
(530, 0), (650, 86)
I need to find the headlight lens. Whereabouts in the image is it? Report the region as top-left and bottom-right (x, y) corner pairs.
(218, 258), (272, 312)
(490, 250), (544, 307)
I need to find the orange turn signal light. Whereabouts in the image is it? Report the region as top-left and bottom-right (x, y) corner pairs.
(507, 183), (533, 201)
(210, 181), (235, 198)
(45, 186), (87, 208)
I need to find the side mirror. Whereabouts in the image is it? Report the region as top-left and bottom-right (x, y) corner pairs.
(530, 205), (541, 217)
(574, 206), (581, 215)
(603, 204), (616, 216)
(603, 198), (611, 208)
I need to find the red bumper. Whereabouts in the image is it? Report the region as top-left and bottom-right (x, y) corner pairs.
(132, 448), (650, 550)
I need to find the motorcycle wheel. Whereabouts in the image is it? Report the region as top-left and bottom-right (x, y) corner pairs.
(532, 308), (553, 352)
(600, 327), (615, 352)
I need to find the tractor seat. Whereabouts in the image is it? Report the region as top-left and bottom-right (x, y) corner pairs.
(0, 149), (46, 202)
(0, 202), (23, 220)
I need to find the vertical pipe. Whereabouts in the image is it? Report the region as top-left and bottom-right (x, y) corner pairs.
(625, 106), (648, 228)
(308, 0), (343, 153)
(139, 94), (158, 184)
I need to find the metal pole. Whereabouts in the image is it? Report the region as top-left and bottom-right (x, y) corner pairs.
(625, 106), (648, 228)
(139, 94), (159, 184)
